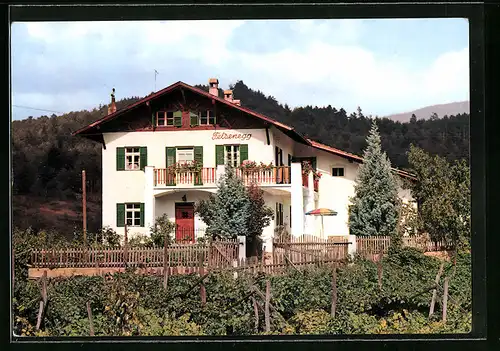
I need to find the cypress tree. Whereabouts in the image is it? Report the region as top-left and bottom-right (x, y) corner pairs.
(349, 121), (400, 237)
(195, 166), (251, 239)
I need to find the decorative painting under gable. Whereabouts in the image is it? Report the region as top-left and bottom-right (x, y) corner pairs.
(97, 87), (269, 133)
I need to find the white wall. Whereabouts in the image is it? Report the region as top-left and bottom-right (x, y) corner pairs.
(101, 127), (415, 241)
(154, 190), (212, 240)
(272, 126), (294, 165)
(102, 128), (274, 235)
(293, 142), (415, 237)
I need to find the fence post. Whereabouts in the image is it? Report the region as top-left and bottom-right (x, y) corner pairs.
(265, 280), (271, 332)
(429, 262), (445, 318)
(251, 296), (259, 333)
(86, 301), (94, 336)
(237, 236), (246, 264)
(163, 233), (170, 290)
(348, 235), (357, 258)
(442, 277), (449, 323)
(331, 264), (337, 318)
(233, 259), (238, 279)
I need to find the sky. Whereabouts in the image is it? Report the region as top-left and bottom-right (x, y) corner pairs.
(10, 19), (469, 121)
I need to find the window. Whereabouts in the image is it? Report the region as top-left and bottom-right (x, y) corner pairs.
(157, 111), (175, 126)
(126, 203), (141, 227)
(176, 147), (194, 165)
(275, 146), (283, 166)
(289, 206), (292, 228)
(199, 109), (216, 125)
(224, 145), (240, 167)
(332, 167), (345, 177)
(276, 203), (284, 226)
(125, 147), (140, 170)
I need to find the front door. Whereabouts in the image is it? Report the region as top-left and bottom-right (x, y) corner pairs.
(175, 203), (195, 242)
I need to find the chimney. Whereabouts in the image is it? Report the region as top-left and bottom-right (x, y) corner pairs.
(224, 90), (234, 102)
(233, 99), (241, 106)
(208, 78), (219, 96)
(107, 88), (116, 115)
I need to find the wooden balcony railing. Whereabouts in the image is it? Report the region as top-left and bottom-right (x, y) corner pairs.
(155, 167), (217, 186)
(234, 166), (291, 185)
(302, 173), (319, 192)
(154, 166), (291, 187)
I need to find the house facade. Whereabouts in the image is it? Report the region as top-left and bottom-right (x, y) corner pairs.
(73, 78), (416, 252)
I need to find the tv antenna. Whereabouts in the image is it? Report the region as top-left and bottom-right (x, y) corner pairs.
(154, 69), (159, 92)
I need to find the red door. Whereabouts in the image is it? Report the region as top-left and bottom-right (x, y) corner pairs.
(175, 203), (195, 242)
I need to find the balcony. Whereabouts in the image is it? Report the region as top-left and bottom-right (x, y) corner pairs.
(154, 166), (291, 187)
(302, 174), (319, 192)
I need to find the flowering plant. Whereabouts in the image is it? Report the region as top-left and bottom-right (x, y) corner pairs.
(167, 160), (203, 174)
(302, 161), (322, 180)
(237, 160), (274, 171)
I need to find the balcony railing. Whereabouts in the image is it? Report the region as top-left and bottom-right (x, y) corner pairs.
(302, 174), (319, 192)
(234, 166), (291, 185)
(155, 167), (217, 186)
(154, 166), (291, 187)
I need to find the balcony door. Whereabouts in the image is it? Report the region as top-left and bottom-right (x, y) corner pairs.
(175, 203), (195, 242)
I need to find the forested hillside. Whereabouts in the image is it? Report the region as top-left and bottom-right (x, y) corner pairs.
(11, 81), (470, 235)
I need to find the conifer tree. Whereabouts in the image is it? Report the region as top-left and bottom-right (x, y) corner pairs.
(195, 166), (252, 239)
(349, 121), (400, 237)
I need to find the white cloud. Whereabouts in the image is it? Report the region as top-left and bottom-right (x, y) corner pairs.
(11, 20), (469, 120)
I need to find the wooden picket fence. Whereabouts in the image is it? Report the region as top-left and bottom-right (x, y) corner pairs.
(272, 234), (350, 264)
(30, 239), (239, 269)
(356, 235), (451, 259)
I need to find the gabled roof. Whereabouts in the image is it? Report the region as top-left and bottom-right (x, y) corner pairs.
(309, 138), (417, 181)
(72, 81), (309, 144)
(72, 80), (416, 181)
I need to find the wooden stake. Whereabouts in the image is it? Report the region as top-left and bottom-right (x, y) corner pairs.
(36, 301), (44, 330)
(251, 296), (259, 333)
(377, 259), (383, 291)
(82, 170), (87, 245)
(331, 265), (337, 318)
(86, 301), (94, 336)
(123, 223), (128, 267)
(163, 232), (170, 290)
(429, 262), (445, 318)
(200, 284), (206, 307)
(41, 271), (48, 305)
(265, 280), (271, 332)
(442, 277), (449, 323)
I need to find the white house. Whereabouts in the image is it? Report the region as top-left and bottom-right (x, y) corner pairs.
(73, 78), (416, 251)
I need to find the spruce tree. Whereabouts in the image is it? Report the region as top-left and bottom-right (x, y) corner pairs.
(349, 121), (400, 237)
(195, 166), (252, 239)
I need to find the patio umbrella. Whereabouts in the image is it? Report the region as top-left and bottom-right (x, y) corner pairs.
(305, 208), (338, 239)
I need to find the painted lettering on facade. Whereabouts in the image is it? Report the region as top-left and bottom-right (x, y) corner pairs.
(212, 132), (252, 141)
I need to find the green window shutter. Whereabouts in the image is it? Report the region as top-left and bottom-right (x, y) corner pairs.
(116, 203), (125, 227)
(239, 144), (248, 164)
(190, 112), (199, 127)
(174, 111), (182, 127)
(215, 145), (224, 166)
(166, 147), (176, 186)
(311, 157), (317, 170)
(194, 146), (203, 166)
(140, 203), (145, 227)
(166, 147), (176, 167)
(194, 146), (203, 185)
(140, 147), (147, 171)
(116, 147), (125, 171)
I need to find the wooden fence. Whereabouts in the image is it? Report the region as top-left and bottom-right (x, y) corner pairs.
(30, 239), (239, 269)
(272, 234), (350, 264)
(356, 235), (451, 259)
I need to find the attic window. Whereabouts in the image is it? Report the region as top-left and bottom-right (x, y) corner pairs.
(332, 167), (345, 177)
(199, 109), (216, 125)
(157, 111), (175, 126)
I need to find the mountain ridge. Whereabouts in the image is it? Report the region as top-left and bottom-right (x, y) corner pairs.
(383, 101), (470, 123)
